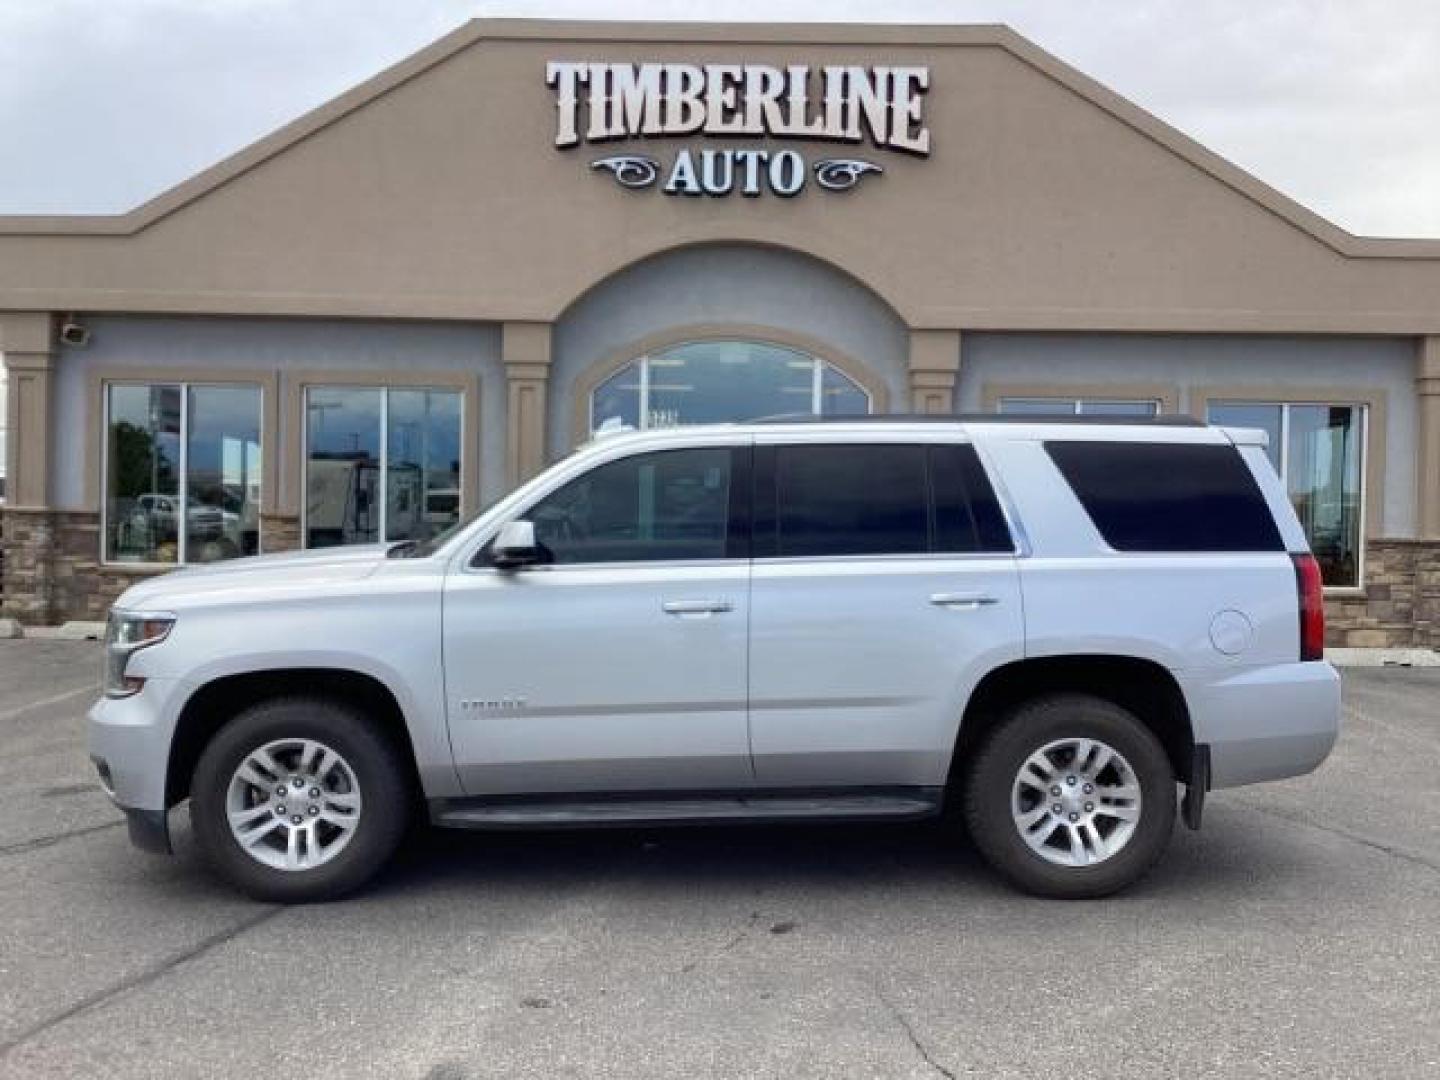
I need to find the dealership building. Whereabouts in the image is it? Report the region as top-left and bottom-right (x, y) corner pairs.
(1, 19), (1438, 646)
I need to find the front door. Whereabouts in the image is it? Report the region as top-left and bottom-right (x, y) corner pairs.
(443, 441), (753, 794)
(747, 439), (1024, 787)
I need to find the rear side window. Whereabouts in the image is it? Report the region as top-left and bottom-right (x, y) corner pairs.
(773, 444), (929, 557)
(931, 444), (1014, 554)
(1045, 441), (1284, 552)
(754, 442), (1013, 557)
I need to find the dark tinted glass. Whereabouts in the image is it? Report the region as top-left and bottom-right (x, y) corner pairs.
(1046, 441), (1284, 552)
(527, 447), (734, 564)
(931, 444), (1013, 553)
(774, 444), (929, 557)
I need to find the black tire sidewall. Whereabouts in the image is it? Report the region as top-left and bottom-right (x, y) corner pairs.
(190, 697), (409, 903)
(964, 694), (1176, 899)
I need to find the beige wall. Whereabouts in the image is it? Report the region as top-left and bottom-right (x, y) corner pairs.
(2, 22), (1440, 332)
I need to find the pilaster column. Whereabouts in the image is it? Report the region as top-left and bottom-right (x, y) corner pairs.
(503, 321), (553, 489)
(1418, 335), (1440, 538)
(907, 329), (962, 414)
(2, 313), (56, 508)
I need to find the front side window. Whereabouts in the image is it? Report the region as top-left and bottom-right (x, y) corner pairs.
(105, 383), (262, 564)
(998, 397), (1160, 417)
(305, 386), (461, 548)
(1208, 402), (1364, 586)
(590, 340), (870, 434)
(522, 447), (735, 565)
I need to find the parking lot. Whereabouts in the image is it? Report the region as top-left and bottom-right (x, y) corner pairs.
(0, 639), (1436, 1078)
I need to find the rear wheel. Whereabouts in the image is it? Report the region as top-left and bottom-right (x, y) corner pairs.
(190, 696), (410, 902)
(963, 693), (1175, 898)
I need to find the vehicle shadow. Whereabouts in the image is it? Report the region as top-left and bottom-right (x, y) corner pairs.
(341, 800), (1336, 910)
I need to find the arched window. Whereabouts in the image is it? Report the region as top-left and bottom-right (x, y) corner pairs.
(590, 340), (870, 434)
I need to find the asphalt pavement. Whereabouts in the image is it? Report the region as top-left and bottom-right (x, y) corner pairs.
(0, 639), (1437, 1079)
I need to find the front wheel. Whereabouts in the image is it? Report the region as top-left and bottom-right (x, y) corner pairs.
(962, 693), (1176, 899)
(190, 697), (410, 902)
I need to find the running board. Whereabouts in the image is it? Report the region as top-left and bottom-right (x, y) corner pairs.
(430, 789), (943, 830)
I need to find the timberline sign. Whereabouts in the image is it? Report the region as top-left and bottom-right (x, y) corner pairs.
(546, 61), (931, 197)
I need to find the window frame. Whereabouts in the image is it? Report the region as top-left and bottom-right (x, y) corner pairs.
(997, 396), (1163, 417)
(301, 383), (465, 550)
(1206, 398), (1370, 590)
(589, 341), (873, 436)
(100, 379), (266, 567)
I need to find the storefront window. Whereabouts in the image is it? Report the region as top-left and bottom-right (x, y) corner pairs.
(104, 383), (261, 564)
(590, 341), (870, 434)
(998, 398), (1160, 417)
(1208, 402), (1365, 587)
(305, 386), (461, 548)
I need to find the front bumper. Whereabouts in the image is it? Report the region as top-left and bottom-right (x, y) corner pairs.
(87, 677), (185, 854)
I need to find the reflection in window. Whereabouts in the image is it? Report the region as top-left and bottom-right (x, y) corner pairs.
(590, 341), (870, 434)
(526, 447), (732, 564)
(997, 398), (1161, 417)
(105, 383), (261, 564)
(305, 386), (462, 549)
(1208, 402), (1365, 587)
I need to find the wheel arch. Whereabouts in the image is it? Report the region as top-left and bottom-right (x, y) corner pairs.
(166, 668), (423, 808)
(950, 654), (1195, 785)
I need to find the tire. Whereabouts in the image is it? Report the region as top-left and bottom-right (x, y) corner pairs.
(190, 696), (411, 903)
(962, 693), (1175, 899)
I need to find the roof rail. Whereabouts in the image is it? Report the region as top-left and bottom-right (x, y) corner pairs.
(750, 413), (1206, 428)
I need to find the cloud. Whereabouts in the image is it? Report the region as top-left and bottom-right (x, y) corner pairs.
(0, 0), (1436, 235)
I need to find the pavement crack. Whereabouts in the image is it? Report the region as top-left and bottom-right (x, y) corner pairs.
(0, 819), (123, 856)
(876, 989), (956, 1080)
(1235, 801), (1440, 876)
(0, 905), (282, 1058)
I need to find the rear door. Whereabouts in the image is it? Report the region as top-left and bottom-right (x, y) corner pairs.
(747, 438), (1024, 788)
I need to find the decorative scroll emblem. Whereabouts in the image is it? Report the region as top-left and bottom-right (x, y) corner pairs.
(590, 155), (661, 189)
(813, 159), (884, 192)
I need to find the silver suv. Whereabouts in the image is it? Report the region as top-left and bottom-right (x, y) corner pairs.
(90, 417), (1340, 902)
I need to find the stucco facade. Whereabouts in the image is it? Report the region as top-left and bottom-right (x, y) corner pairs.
(1, 19), (1438, 646)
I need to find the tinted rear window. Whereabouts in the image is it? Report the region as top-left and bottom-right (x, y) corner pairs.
(754, 442), (1014, 558)
(1045, 441), (1284, 552)
(774, 444), (930, 557)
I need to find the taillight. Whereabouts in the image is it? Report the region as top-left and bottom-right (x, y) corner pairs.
(1291, 553), (1325, 661)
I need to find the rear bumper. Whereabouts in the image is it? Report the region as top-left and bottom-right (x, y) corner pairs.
(1180, 661), (1340, 789)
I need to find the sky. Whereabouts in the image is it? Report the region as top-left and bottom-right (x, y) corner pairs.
(0, 0), (1437, 237)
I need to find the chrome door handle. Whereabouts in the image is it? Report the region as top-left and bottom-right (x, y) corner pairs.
(929, 592), (999, 609)
(662, 599), (734, 616)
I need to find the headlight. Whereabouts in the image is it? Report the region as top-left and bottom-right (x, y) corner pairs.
(104, 611), (175, 698)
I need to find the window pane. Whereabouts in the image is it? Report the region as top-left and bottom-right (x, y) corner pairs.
(932, 444), (1013, 553)
(186, 386), (261, 562)
(591, 362), (642, 433)
(387, 389), (461, 543)
(306, 387), (381, 548)
(775, 444), (928, 557)
(998, 398), (1080, 416)
(1077, 400), (1159, 417)
(647, 341), (814, 427)
(528, 447), (732, 564)
(106, 384), (181, 563)
(1046, 441), (1284, 552)
(1288, 405), (1362, 587)
(1208, 403), (1283, 474)
(820, 365), (869, 416)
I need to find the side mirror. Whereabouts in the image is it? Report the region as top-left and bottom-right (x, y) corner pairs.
(491, 520), (544, 570)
